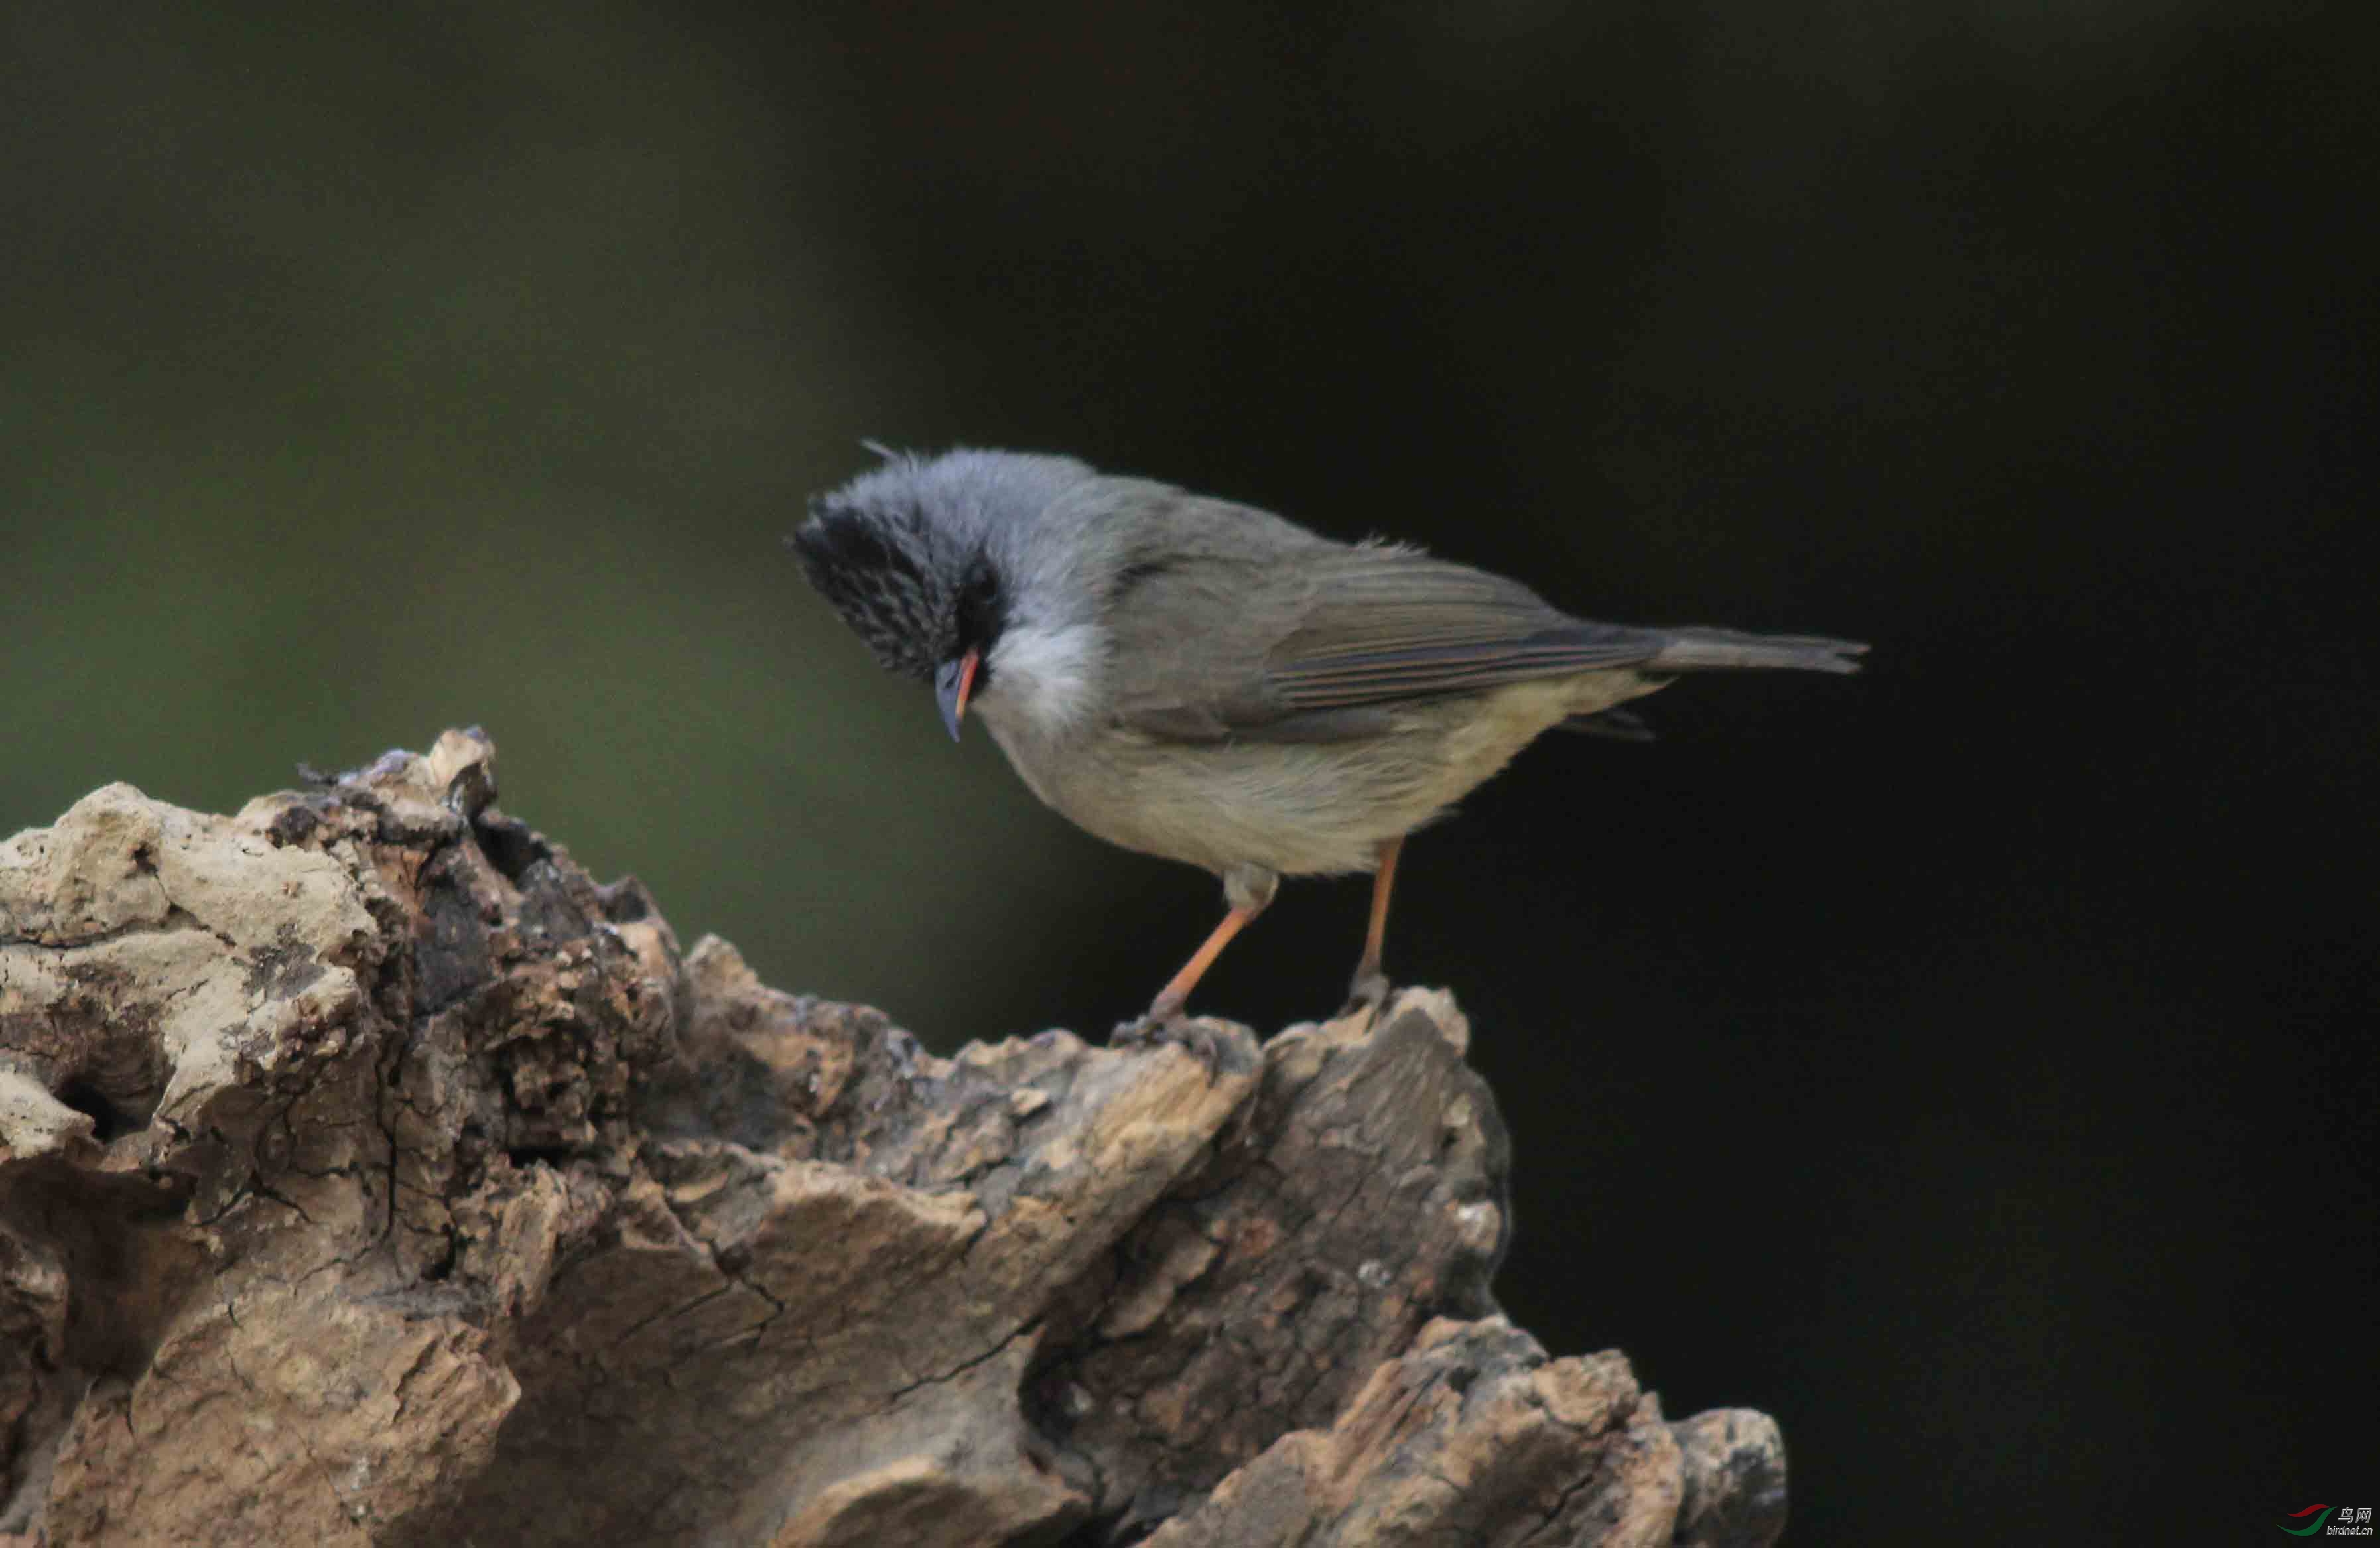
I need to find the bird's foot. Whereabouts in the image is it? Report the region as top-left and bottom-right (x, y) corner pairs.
(1112, 1009), (1223, 1081)
(1338, 964), (1393, 1023)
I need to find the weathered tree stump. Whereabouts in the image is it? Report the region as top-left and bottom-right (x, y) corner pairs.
(0, 730), (1784, 1545)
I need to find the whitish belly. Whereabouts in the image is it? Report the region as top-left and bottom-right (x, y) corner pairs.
(993, 677), (1619, 877)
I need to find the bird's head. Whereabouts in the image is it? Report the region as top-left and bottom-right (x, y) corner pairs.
(789, 446), (1092, 738)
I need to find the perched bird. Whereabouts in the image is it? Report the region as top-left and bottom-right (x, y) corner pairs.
(791, 447), (1865, 1029)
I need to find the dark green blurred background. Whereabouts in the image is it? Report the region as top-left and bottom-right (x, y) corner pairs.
(4, 2), (2371, 1541)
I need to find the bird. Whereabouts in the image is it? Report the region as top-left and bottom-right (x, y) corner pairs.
(789, 446), (1865, 1033)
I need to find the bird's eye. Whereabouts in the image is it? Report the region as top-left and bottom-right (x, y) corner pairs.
(953, 556), (1006, 660)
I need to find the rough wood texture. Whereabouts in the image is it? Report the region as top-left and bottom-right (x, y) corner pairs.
(0, 730), (1786, 1546)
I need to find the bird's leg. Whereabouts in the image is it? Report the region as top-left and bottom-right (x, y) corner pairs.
(1146, 909), (1255, 1023)
(1119, 867), (1277, 1075)
(1345, 836), (1403, 1015)
(1147, 866), (1278, 1021)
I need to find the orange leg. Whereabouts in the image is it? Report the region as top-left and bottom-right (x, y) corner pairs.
(1148, 908), (1255, 1021)
(1148, 866), (1278, 1022)
(1349, 836), (1402, 1007)
(1360, 838), (1402, 981)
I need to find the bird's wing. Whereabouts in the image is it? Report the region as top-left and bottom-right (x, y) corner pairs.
(1262, 548), (1665, 707)
(1104, 529), (1665, 743)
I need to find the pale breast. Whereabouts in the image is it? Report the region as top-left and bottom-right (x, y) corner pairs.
(980, 669), (1660, 879)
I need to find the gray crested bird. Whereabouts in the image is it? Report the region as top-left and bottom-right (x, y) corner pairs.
(790, 447), (1865, 1030)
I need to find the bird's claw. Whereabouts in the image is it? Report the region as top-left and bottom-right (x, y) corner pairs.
(1339, 965), (1393, 1023)
(1113, 1012), (1223, 1081)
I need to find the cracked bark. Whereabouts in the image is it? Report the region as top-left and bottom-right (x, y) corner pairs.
(0, 730), (1786, 1547)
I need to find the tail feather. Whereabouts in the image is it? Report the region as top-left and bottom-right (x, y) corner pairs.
(1649, 627), (1868, 675)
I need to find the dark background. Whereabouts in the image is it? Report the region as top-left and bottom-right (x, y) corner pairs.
(4, 2), (2371, 1541)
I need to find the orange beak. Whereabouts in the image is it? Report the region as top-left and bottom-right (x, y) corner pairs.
(933, 649), (980, 741)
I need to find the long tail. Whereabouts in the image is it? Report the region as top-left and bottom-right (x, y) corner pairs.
(1648, 627), (1868, 674)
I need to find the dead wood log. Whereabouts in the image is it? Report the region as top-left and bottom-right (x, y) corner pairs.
(0, 730), (1785, 1546)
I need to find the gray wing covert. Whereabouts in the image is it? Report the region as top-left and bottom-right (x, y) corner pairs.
(1104, 533), (1667, 743)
